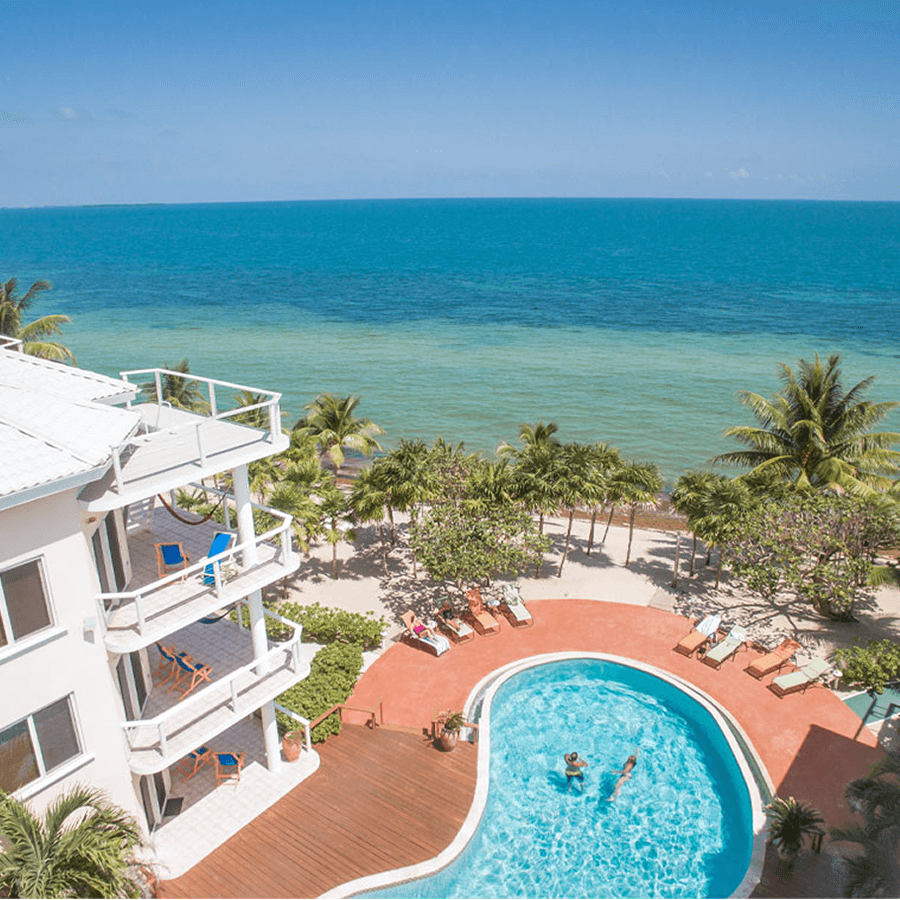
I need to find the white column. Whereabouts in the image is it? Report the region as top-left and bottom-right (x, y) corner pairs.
(261, 701), (281, 773)
(232, 464), (268, 670)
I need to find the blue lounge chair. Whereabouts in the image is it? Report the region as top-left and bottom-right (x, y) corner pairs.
(155, 542), (189, 578)
(203, 531), (235, 586)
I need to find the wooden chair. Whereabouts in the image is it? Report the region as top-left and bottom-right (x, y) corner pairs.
(155, 542), (190, 579)
(465, 588), (500, 636)
(214, 751), (245, 786)
(746, 638), (801, 679)
(167, 655), (212, 698)
(154, 642), (190, 681)
(173, 746), (213, 780)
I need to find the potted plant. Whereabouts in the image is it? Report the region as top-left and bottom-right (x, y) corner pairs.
(765, 795), (824, 863)
(439, 711), (465, 752)
(282, 730), (305, 762)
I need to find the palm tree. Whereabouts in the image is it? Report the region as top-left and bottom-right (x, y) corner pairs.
(141, 359), (210, 413)
(553, 443), (596, 577)
(672, 470), (722, 575)
(715, 354), (900, 495)
(498, 421), (561, 459)
(318, 482), (356, 579)
(585, 443), (622, 555)
(0, 277), (74, 362)
(615, 462), (663, 567)
(0, 785), (140, 898)
(293, 394), (384, 477)
(350, 465), (391, 577)
(693, 476), (753, 588)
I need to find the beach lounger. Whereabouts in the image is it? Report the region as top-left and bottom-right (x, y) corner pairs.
(167, 655), (213, 698)
(400, 610), (451, 656)
(746, 638), (801, 679)
(202, 531), (236, 586)
(465, 588), (501, 636)
(499, 583), (533, 627)
(701, 625), (748, 669)
(770, 658), (833, 697)
(154, 642), (190, 681)
(434, 597), (475, 643)
(155, 542), (190, 579)
(674, 614), (721, 657)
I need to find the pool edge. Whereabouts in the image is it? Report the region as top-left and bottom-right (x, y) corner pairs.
(322, 651), (770, 899)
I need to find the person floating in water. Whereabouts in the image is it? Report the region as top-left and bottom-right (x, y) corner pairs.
(607, 749), (639, 801)
(564, 752), (588, 788)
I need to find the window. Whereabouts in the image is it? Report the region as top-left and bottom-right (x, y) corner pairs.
(0, 559), (52, 648)
(0, 696), (81, 793)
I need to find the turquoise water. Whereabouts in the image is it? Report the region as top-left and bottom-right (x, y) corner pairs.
(360, 659), (753, 899)
(3, 199), (899, 483)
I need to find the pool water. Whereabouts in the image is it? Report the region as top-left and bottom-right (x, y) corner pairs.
(361, 659), (754, 899)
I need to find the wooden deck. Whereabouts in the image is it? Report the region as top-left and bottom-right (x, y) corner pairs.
(157, 724), (477, 899)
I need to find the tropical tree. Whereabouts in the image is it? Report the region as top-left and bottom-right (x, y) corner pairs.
(0, 785), (140, 898)
(585, 443), (622, 555)
(715, 354), (900, 495)
(831, 755), (900, 897)
(553, 443), (596, 577)
(140, 359), (210, 413)
(350, 465), (392, 577)
(379, 439), (436, 545)
(293, 394), (384, 477)
(0, 277), (74, 362)
(498, 420), (561, 459)
(318, 482), (356, 580)
(610, 462), (663, 567)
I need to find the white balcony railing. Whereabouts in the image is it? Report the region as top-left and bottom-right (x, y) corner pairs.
(97, 492), (296, 652)
(0, 337), (24, 352)
(95, 368), (284, 499)
(121, 610), (307, 773)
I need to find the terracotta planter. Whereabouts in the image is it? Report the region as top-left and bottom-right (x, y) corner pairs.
(439, 729), (459, 752)
(282, 732), (304, 762)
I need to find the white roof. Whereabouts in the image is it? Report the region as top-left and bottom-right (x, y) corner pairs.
(0, 353), (141, 505)
(0, 350), (135, 405)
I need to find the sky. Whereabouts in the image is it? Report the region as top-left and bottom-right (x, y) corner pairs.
(1, 0), (898, 206)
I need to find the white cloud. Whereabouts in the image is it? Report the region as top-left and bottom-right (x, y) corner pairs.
(729, 167), (750, 178)
(55, 106), (92, 122)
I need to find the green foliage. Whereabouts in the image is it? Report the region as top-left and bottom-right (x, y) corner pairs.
(730, 491), (900, 619)
(276, 642), (365, 742)
(834, 640), (900, 695)
(139, 359), (210, 413)
(0, 785), (140, 898)
(0, 277), (74, 362)
(293, 393), (384, 474)
(279, 601), (387, 650)
(765, 795), (824, 859)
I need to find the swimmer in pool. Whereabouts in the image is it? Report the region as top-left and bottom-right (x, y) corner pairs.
(564, 752), (588, 788)
(607, 749), (638, 801)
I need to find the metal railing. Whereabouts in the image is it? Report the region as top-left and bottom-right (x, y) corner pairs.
(97, 496), (295, 639)
(104, 368), (283, 495)
(0, 337), (24, 352)
(274, 703), (313, 753)
(121, 611), (305, 761)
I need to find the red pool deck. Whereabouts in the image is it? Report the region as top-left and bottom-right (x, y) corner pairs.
(348, 598), (884, 829)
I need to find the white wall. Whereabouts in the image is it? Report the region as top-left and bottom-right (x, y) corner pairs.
(0, 489), (148, 832)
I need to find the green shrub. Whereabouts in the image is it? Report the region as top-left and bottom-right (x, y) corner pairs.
(834, 640), (900, 694)
(228, 604), (294, 641)
(278, 601), (387, 650)
(275, 642), (365, 742)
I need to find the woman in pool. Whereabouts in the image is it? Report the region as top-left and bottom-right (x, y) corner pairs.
(564, 752), (588, 787)
(608, 749), (639, 801)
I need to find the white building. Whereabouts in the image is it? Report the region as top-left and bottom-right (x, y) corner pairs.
(0, 338), (318, 877)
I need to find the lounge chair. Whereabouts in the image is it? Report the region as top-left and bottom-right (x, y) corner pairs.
(701, 625), (748, 669)
(499, 583), (533, 627)
(173, 746), (213, 780)
(154, 642), (190, 681)
(167, 655), (213, 697)
(400, 610), (451, 656)
(214, 751), (245, 786)
(202, 531), (235, 586)
(746, 638), (801, 679)
(674, 615), (721, 657)
(770, 658), (833, 697)
(465, 588), (501, 636)
(155, 542), (190, 579)
(434, 598), (475, 644)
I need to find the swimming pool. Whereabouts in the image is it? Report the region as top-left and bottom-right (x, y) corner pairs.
(331, 654), (767, 899)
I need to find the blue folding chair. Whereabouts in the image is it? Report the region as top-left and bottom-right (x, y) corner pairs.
(203, 531), (235, 586)
(155, 542), (189, 578)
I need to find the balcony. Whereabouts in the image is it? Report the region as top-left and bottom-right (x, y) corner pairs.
(79, 368), (288, 513)
(122, 611), (317, 776)
(99, 488), (299, 655)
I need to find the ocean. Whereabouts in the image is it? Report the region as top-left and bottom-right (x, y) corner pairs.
(3, 198), (899, 486)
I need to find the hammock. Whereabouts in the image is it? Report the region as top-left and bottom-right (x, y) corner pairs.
(157, 491), (226, 526)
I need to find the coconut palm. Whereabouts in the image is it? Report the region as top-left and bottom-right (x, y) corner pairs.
(693, 476), (753, 588)
(553, 443), (597, 577)
(672, 470), (723, 575)
(0, 277), (75, 362)
(585, 443), (622, 555)
(140, 359), (210, 413)
(0, 785), (140, 899)
(293, 394), (384, 477)
(715, 354), (900, 495)
(318, 482), (356, 579)
(350, 465), (392, 577)
(614, 462), (663, 567)
(498, 421), (561, 459)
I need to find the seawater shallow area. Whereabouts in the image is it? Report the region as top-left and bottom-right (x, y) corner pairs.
(347, 656), (761, 900)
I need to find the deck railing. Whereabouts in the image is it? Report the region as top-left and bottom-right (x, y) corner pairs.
(121, 611), (304, 761)
(105, 368), (283, 496)
(273, 703), (313, 752)
(97, 495), (294, 639)
(0, 337), (24, 352)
